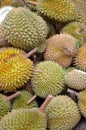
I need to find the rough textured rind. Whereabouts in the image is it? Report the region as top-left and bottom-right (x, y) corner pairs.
(0, 108), (47, 130)
(2, 7), (49, 51)
(32, 61), (65, 98)
(44, 34), (77, 67)
(78, 90), (86, 118)
(61, 22), (86, 47)
(45, 95), (81, 130)
(74, 44), (86, 71)
(65, 69), (86, 90)
(0, 48), (33, 91)
(37, 0), (78, 22)
(0, 94), (10, 120)
(12, 90), (37, 109)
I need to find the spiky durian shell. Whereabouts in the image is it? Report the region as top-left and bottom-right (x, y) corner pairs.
(22, 0), (37, 11)
(65, 69), (86, 90)
(74, 44), (86, 71)
(0, 108), (47, 130)
(0, 94), (11, 120)
(0, 47), (33, 92)
(37, 0), (78, 23)
(78, 90), (86, 118)
(44, 34), (77, 67)
(0, 0), (12, 6)
(12, 90), (38, 109)
(32, 61), (65, 98)
(2, 7), (49, 51)
(61, 22), (86, 47)
(45, 95), (81, 130)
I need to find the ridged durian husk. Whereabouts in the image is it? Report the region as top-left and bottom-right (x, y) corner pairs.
(65, 69), (86, 90)
(78, 90), (86, 118)
(61, 22), (86, 47)
(0, 47), (33, 92)
(0, 94), (11, 120)
(37, 0), (78, 23)
(45, 95), (81, 130)
(2, 7), (49, 51)
(44, 34), (78, 67)
(74, 44), (86, 71)
(32, 61), (65, 98)
(0, 108), (47, 130)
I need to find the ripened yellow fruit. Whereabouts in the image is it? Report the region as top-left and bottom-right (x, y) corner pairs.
(12, 90), (38, 109)
(2, 7), (49, 51)
(74, 44), (86, 71)
(0, 47), (33, 92)
(32, 61), (65, 98)
(65, 69), (86, 90)
(44, 34), (78, 67)
(0, 0), (12, 6)
(45, 95), (81, 130)
(78, 90), (86, 118)
(0, 94), (11, 120)
(61, 22), (86, 47)
(37, 0), (78, 22)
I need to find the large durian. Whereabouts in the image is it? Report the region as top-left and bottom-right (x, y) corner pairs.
(61, 22), (86, 47)
(2, 7), (49, 51)
(12, 90), (38, 109)
(44, 34), (78, 67)
(0, 47), (33, 92)
(32, 61), (65, 98)
(0, 95), (52, 130)
(74, 44), (86, 71)
(65, 69), (86, 90)
(45, 95), (81, 130)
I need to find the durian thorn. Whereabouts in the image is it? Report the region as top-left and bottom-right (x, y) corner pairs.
(27, 95), (37, 104)
(25, 47), (38, 58)
(39, 95), (53, 113)
(24, 0), (38, 6)
(6, 91), (21, 101)
(18, 0), (27, 7)
(67, 89), (79, 97)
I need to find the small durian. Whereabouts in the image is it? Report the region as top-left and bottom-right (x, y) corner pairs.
(2, 7), (49, 51)
(27, 0), (78, 23)
(44, 33), (78, 67)
(0, 47), (34, 92)
(67, 89), (86, 118)
(65, 69), (86, 90)
(45, 95), (81, 130)
(74, 44), (86, 71)
(0, 91), (20, 120)
(61, 22), (86, 47)
(12, 90), (38, 109)
(0, 95), (52, 130)
(31, 61), (65, 98)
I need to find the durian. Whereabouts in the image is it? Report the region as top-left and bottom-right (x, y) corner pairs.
(32, 61), (65, 98)
(44, 34), (78, 67)
(65, 69), (86, 90)
(0, 95), (52, 130)
(12, 90), (38, 109)
(74, 44), (86, 71)
(0, 0), (12, 7)
(2, 7), (49, 51)
(61, 22), (86, 47)
(0, 91), (20, 120)
(45, 95), (81, 130)
(0, 47), (34, 92)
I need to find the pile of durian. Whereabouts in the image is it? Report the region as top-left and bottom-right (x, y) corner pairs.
(0, 0), (86, 130)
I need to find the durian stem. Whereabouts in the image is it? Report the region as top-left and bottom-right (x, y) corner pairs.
(39, 95), (53, 113)
(24, 0), (38, 6)
(67, 89), (79, 97)
(27, 95), (37, 104)
(6, 91), (21, 101)
(26, 47), (38, 58)
(18, 0), (27, 7)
